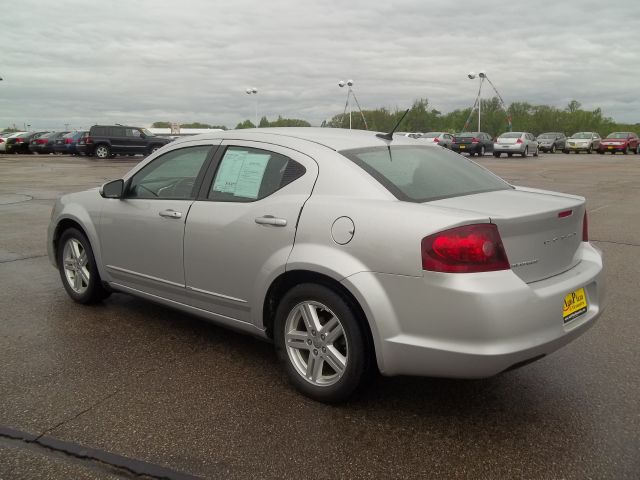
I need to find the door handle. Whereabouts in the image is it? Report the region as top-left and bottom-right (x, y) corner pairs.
(159, 209), (182, 219)
(255, 215), (287, 227)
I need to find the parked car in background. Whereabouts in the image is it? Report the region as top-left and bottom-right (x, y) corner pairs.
(76, 125), (172, 159)
(29, 131), (69, 155)
(420, 132), (454, 149)
(597, 132), (639, 155)
(451, 132), (493, 156)
(53, 131), (89, 156)
(564, 132), (601, 154)
(47, 127), (604, 402)
(0, 132), (26, 153)
(5, 131), (50, 154)
(394, 132), (424, 139)
(494, 132), (539, 158)
(537, 132), (567, 153)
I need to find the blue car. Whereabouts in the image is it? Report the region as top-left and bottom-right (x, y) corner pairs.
(53, 130), (88, 155)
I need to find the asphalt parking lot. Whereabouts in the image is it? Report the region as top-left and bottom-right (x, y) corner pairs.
(0, 151), (638, 479)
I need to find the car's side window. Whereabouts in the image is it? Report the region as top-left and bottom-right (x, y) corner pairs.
(127, 145), (212, 200)
(208, 146), (306, 203)
(127, 128), (142, 138)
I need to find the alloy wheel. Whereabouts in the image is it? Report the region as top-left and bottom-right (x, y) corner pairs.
(284, 301), (349, 387)
(95, 145), (109, 159)
(62, 238), (90, 294)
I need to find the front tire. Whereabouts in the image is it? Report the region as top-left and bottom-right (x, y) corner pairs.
(95, 144), (110, 159)
(274, 283), (370, 403)
(57, 228), (111, 304)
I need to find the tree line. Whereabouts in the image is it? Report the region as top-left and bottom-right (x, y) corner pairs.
(5, 100), (636, 137)
(322, 98), (639, 137)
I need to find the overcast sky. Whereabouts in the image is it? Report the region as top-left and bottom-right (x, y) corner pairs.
(2, 0), (639, 130)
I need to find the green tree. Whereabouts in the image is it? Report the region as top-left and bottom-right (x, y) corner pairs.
(151, 121), (171, 128)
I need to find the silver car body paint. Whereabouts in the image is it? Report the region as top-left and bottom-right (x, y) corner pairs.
(47, 128), (605, 378)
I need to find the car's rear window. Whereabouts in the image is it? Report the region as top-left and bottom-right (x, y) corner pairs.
(499, 132), (522, 138)
(340, 145), (512, 203)
(606, 132), (630, 139)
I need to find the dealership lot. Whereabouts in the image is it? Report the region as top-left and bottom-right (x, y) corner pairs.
(0, 152), (638, 479)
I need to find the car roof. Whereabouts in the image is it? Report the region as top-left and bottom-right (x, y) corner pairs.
(169, 127), (427, 152)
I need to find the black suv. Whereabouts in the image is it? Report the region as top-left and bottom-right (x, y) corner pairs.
(76, 125), (171, 158)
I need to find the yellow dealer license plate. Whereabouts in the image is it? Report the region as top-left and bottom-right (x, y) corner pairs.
(608, 146), (613, 149)
(563, 287), (588, 324)
(459, 145), (466, 149)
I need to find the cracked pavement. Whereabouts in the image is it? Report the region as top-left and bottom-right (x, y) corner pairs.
(0, 152), (639, 479)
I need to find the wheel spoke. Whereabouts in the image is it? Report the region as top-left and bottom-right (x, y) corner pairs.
(79, 267), (90, 286)
(78, 251), (88, 267)
(306, 354), (323, 382)
(73, 271), (82, 291)
(324, 346), (346, 374)
(300, 303), (321, 333)
(323, 317), (343, 344)
(286, 330), (310, 350)
(63, 259), (75, 270)
(70, 240), (82, 260)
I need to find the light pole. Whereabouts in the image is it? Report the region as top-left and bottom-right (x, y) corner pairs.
(245, 87), (258, 127)
(467, 71), (486, 132)
(338, 79), (367, 130)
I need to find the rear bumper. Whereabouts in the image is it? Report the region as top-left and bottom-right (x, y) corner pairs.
(76, 144), (92, 155)
(451, 144), (480, 154)
(342, 242), (604, 378)
(494, 144), (526, 154)
(597, 145), (627, 153)
(53, 144), (78, 154)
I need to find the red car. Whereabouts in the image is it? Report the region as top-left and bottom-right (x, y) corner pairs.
(597, 132), (639, 155)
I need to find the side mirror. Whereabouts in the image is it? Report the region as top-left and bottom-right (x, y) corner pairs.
(100, 179), (125, 199)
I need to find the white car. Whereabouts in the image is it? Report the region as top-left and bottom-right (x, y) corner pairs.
(47, 128), (604, 402)
(494, 132), (539, 158)
(0, 131), (26, 153)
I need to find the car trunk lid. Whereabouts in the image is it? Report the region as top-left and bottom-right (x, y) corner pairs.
(429, 187), (585, 283)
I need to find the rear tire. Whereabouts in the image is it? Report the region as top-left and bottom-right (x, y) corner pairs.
(57, 228), (111, 304)
(623, 146), (629, 155)
(479, 146), (485, 156)
(551, 144), (556, 153)
(95, 144), (110, 159)
(274, 283), (371, 403)
(533, 146), (539, 157)
(507, 153), (513, 157)
(521, 147), (528, 158)
(493, 152), (500, 158)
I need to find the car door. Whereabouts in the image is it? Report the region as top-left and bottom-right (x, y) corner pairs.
(126, 128), (148, 155)
(183, 141), (318, 325)
(99, 143), (217, 297)
(108, 126), (128, 154)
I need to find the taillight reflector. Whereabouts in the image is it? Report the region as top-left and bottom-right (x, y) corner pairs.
(433, 137), (440, 143)
(558, 210), (573, 218)
(421, 224), (510, 273)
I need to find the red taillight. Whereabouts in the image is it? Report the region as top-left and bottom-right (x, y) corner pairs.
(558, 209), (573, 218)
(582, 211), (589, 242)
(65, 138), (73, 144)
(451, 137), (456, 144)
(15, 137), (24, 143)
(36, 138), (48, 144)
(433, 137), (440, 143)
(516, 138), (523, 144)
(84, 136), (93, 144)
(0, 139), (4, 144)
(421, 224), (510, 273)
(471, 137), (479, 143)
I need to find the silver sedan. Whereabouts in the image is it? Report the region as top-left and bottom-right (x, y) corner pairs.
(420, 131), (454, 149)
(47, 128), (604, 402)
(493, 131), (539, 157)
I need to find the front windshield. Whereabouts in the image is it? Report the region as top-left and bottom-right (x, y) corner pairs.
(340, 145), (511, 203)
(606, 132), (629, 139)
(571, 132), (592, 139)
(141, 128), (155, 137)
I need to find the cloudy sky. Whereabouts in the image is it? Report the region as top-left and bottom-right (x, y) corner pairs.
(2, 0), (639, 130)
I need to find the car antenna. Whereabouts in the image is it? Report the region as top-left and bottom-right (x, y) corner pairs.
(376, 109), (410, 141)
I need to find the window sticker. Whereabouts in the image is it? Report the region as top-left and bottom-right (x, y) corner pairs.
(212, 150), (271, 199)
